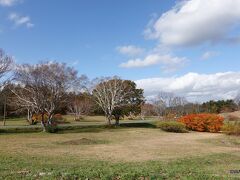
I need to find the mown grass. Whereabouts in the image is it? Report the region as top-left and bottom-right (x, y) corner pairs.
(0, 115), (158, 127)
(0, 117), (29, 126)
(0, 120), (156, 134)
(0, 153), (239, 179)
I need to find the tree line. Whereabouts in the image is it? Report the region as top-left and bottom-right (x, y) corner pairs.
(0, 49), (240, 130)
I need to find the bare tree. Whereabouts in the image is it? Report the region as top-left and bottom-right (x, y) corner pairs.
(92, 77), (134, 125)
(13, 62), (81, 131)
(171, 96), (188, 117)
(152, 92), (174, 118)
(140, 103), (157, 120)
(234, 92), (240, 110)
(68, 93), (94, 121)
(0, 49), (13, 125)
(184, 102), (201, 114)
(9, 85), (38, 124)
(152, 92), (188, 119)
(0, 49), (13, 87)
(152, 98), (166, 119)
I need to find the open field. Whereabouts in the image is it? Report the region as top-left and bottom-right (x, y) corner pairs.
(0, 115), (239, 179)
(0, 127), (239, 179)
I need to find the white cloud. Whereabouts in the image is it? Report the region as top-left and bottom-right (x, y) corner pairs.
(135, 72), (240, 102)
(144, 0), (240, 47)
(117, 45), (144, 57)
(201, 51), (219, 60)
(120, 54), (187, 72)
(0, 0), (20, 6)
(8, 13), (34, 28)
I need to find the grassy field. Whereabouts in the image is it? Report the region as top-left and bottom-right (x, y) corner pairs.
(0, 115), (108, 126)
(0, 115), (157, 127)
(0, 127), (239, 179)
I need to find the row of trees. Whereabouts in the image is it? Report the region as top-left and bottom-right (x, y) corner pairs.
(0, 49), (144, 130)
(1, 48), (240, 130)
(141, 97), (238, 119)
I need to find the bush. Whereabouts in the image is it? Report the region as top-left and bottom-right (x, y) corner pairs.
(52, 114), (69, 124)
(222, 121), (240, 136)
(45, 123), (58, 133)
(156, 121), (188, 133)
(53, 114), (63, 120)
(32, 113), (48, 124)
(32, 113), (69, 124)
(178, 114), (224, 132)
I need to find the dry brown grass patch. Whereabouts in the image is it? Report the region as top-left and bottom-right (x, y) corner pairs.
(0, 128), (239, 162)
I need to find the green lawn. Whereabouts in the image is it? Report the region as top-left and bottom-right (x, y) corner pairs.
(0, 115), (157, 127)
(0, 153), (239, 179)
(0, 128), (239, 179)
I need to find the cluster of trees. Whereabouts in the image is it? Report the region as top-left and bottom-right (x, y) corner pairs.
(0, 49), (144, 130)
(141, 97), (239, 120)
(1, 48), (240, 130)
(201, 100), (237, 113)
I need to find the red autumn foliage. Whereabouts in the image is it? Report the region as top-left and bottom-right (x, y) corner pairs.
(178, 113), (224, 132)
(32, 113), (63, 123)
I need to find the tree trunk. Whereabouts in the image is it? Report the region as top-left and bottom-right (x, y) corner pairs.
(74, 113), (77, 121)
(27, 108), (30, 123)
(27, 108), (33, 125)
(47, 113), (54, 125)
(41, 112), (46, 132)
(115, 118), (120, 126)
(106, 115), (112, 125)
(114, 115), (120, 126)
(3, 96), (6, 126)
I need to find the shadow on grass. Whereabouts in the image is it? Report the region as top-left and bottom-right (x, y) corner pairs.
(119, 122), (156, 128)
(0, 122), (157, 134)
(0, 127), (42, 134)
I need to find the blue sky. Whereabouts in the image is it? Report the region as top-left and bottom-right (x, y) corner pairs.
(0, 0), (175, 79)
(1, 0), (240, 101)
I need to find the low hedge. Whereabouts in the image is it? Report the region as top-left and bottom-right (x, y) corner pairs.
(156, 121), (188, 133)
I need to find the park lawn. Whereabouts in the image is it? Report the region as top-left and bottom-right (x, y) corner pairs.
(0, 116), (107, 127)
(0, 117), (29, 126)
(0, 128), (239, 179)
(0, 115), (157, 127)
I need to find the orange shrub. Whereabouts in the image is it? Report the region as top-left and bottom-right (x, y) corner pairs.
(32, 113), (63, 123)
(52, 114), (63, 120)
(178, 113), (224, 132)
(32, 113), (48, 122)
